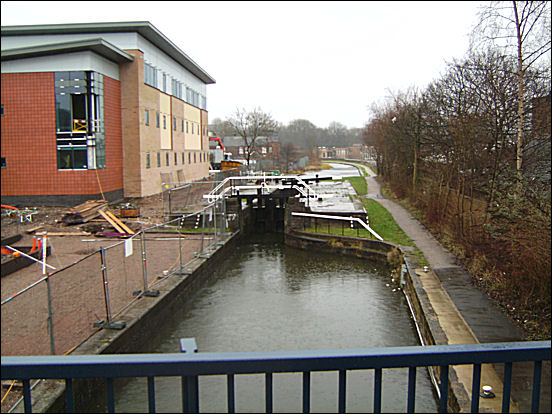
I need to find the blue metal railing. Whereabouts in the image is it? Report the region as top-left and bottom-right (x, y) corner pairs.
(2, 340), (550, 413)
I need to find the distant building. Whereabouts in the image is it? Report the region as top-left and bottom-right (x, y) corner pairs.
(317, 144), (375, 161)
(1, 21), (215, 205)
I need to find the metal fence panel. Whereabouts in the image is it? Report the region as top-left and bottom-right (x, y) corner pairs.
(1, 281), (50, 355)
(49, 252), (106, 355)
(102, 237), (145, 318)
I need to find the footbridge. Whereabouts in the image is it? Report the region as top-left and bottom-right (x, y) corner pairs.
(203, 174), (330, 203)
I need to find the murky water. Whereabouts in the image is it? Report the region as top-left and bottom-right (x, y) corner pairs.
(112, 234), (437, 412)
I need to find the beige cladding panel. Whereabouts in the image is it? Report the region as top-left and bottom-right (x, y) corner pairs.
(160, 94), (172, 149)
(184, 103), (201, 150)
(140, 85), (161, 152)
(171, 98), (186, 151)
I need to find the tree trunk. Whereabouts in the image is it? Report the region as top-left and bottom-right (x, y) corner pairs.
(514, 1), (525, 190)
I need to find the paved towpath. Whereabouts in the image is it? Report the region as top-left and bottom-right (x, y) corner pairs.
(357, 163), (549, 413)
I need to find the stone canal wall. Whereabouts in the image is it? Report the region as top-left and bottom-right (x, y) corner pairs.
(23, 231), (243, 413)
(285, 229), (465, 412)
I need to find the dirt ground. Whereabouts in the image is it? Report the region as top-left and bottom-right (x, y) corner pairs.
(1, 195), (208, 412)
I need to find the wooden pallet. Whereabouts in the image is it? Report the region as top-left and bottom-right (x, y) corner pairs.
(62, 200), (109, 223)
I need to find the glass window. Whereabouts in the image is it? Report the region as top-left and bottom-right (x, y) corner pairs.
(186, 121), (189, 133)
(56, 71), (105, 169)
(145, 109), (149, 126)
(188, 153), (191, 164)
(144, 62), (157, 88)
(57, 147), (87, 169)
(146, 152), (150, 169)
(157, 152), (161, 167)
(182, 119), (184, 132)
(174, 117), (177, 131)
(156, 112), (160, 128)
(182, 152), (185, 164)
(174, 152), (178, 165)
(163, 115), (166, 129)
(194, 153), (196, 163)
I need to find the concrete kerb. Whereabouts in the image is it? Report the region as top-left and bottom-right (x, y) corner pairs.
(11, 231), (241, 413)
(401, 253), (519, 413)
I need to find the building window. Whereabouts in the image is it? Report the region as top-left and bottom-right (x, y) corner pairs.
(156, 112), (160, 128)
(1, 104), (4, 116)
(157, 152), (161, 167)
(163, 115), (167, 129)
(166, 152), (169, 166)
(173, 117), (177, 131)
(182, 119), (184, 132)
(174, 152), (178, 165)
(194, 153), (196, 163)
(146, 152), (150, 169)
(162, 73), (167, 93)
(188, 153), (191, 164)
(145, 109), (149, 126)
(144, 62), (158, 88)
(1, 157), (6, 168)
(192, 123), (194, 134)
(186, 121), (189, 133)
(55, 71), (104, 170)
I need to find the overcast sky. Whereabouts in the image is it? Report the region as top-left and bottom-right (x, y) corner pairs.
(1, 1), (485, 129)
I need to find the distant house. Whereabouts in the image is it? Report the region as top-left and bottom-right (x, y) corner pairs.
(222, 136), (279, 163)
(1, 21), (215, 206)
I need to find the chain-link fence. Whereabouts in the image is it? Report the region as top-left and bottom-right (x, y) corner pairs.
(161, 167), (248, 217)
(1, 195), (236, 356)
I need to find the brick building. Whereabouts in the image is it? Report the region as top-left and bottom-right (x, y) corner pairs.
(1, 22), (215, 206)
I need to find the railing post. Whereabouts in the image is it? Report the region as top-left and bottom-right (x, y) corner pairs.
(180, 338), (199, 413)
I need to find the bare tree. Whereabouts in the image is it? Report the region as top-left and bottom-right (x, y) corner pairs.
(209, 117), (234, 138)
(279, 142), (298, 172)
(226, 107), (278, 166)
(471, 1), (551, 183)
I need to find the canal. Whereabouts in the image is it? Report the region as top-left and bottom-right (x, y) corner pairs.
(113, 233), (438, 412)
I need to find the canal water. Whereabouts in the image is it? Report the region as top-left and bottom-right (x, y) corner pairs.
(113, 233), (438, 413)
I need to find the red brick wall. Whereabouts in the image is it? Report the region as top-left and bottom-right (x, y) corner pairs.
(1, 72), (123, 199)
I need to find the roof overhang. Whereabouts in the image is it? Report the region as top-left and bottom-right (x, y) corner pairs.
(1, 38), (135, 63)
(1, 21), (216, 84)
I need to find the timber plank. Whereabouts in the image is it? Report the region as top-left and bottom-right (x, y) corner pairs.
(98, 210), (126, 234)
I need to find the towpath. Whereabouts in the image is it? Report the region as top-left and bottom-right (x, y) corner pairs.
(360, 163), (550, 413)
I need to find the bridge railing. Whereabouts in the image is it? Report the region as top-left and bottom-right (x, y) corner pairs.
(2, 340), (549, 413)
(204, 175), (322, 203)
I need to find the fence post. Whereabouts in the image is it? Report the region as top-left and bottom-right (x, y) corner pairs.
(100, 247), (112, 324)
(43, 235), (56, 355)
(99, 249), (126, 330)
(140, 231), (159, 297)
(213, 201), (217, 246)
(201, 209), (205, 253)
(178, 217), (183, 273)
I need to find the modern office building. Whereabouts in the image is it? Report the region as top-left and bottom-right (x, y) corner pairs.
(1, 21), (215, 205)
